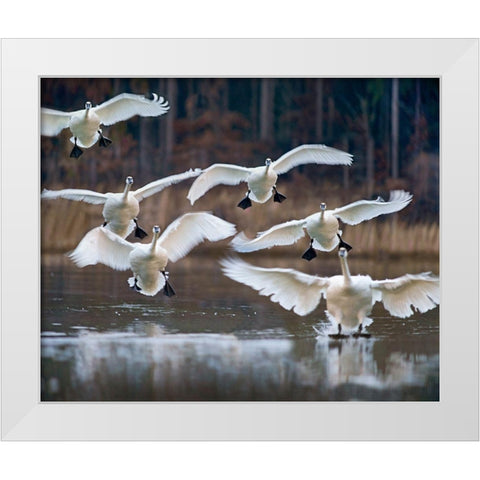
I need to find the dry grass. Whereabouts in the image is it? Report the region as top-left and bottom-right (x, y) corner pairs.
(41, 177), (439, 258)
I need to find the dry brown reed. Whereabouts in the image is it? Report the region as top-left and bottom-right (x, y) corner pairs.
(41, 175), (439, 258)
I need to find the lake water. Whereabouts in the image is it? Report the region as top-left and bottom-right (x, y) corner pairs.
(41, 253), (439, 401)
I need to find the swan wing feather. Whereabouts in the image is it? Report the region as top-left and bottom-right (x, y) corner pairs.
(272, 144), (353, 175)
(68, 226), (134, 270)
(371, 272), (440, 318)
(93, 93), (170, 126)
(220, 257), (328, 316)
(41, 108), (72, 136)
(133, 168), (202, 201)
(159, 212), (237, 263)
(41, 188), (108, 205)
(187, 164), (252, 204)
(231, 219), (307, 252)
(331, 190), (413, 225)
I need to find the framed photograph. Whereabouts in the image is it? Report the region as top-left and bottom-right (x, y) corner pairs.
(1, 38), (478, 440)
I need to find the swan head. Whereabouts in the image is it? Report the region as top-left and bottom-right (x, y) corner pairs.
(153, 225), (161, 235)
(338, 247), (348, 258)
(126, 176), (134, 185)
(265, 158), (272, 167)
(320, 202), (327, 211)
(84, 101), (92, 110)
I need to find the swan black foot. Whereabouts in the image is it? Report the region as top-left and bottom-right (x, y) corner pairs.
(337, 233), (352, 251)
(162, 271), (176, 297)
(98, 131), (112, 148)
(70, 139), (83, 158)
(130, 277), (142, 292)
(329, 323), (349, 339)
(237, 191), (252, 210)
(352, 323), (371, 338)
(301, 239), (317, 261)
(272, 186), (287, 203)
(134, 219), (148, 239)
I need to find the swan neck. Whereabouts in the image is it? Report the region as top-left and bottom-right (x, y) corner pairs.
(340, 256), (352, 283)
(123, 183), (132, 200)
(150, 233), (160, 252)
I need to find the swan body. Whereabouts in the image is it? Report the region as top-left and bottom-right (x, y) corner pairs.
(69, 212), (237, 296)
(41, 93), (170, 157)
(220, 249), (439, 334)
(187, 144), (353, 208)
(41, 169), (201, 238)
(231, 190), (413, 258)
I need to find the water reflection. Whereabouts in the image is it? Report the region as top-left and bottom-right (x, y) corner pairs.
(41, 255), (439, 401)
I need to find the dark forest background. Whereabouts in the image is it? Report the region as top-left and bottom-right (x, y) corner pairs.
(41, 78), (439, 257)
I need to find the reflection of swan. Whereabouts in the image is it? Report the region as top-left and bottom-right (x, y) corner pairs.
(187, 144), (353, 209)
(69, 213), (236, 296)
(41, 170), (200, 239)
(231, 190), (412, 260)
(41, 93), (170, 157)
(220, 248), (439, 336)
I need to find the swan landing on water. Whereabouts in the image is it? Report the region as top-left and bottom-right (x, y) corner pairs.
(220, 249), (439, 338)
(41, 93), (170, 158)
(187, 144), (353, 209)
(231, 190), (413, 260)
(41, 170), (201, 239)
(69, 212), (237, 297)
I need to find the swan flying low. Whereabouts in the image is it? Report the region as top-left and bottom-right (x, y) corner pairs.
(231, 190), (413, 260)
(187, 144), (353, 209)
(41, 93), (170, 158)
(69, 212), (237, 297)
(220, 249), (439, 338)
(41, 169), (201, 239)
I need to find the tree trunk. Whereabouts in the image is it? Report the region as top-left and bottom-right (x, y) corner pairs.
(315, 78), (323, 141)
(260, 78), (275, 143)
(391, 78), (399, 178)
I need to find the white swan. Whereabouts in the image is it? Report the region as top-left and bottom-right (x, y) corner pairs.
(69, 212), (237, 297)
(41, 93), (170, 157)
(220, 249), (439, 337)
(41, 169), (201, 239)
(187, 144), (353, 209)
(231, 190), (413, 260)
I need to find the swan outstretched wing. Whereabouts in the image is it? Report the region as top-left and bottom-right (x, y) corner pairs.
(187, 164), (252, 204)
(271, 144), (353, 175)
(41, 108), (72, 136)
(331, 190), (413, 225)
(41, 188), (108, 205)
(93, 93), (170, 126)
(371, 272), (440, 318)
(68, 226), (134, 270)
(133, 168), (202, 201)
(220, 257), (329, 316)
(159, 212), (237, 263)
(231, 219), (307, 252)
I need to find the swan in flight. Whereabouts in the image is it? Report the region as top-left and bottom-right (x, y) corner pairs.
(41, 169), (201, 239)
(187, 144), (353, 209)
(69, 213), (237, 297)
(231, 190), (413, 260)
(220, 249), (439, 338)
(41, 93), (170, 158)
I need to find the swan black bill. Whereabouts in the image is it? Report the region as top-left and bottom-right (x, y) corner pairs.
(70, 141), (83, 158)
(237, 196), (252, 210)
(98, 132), (112, 148)
(337, 233), (353, 251)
